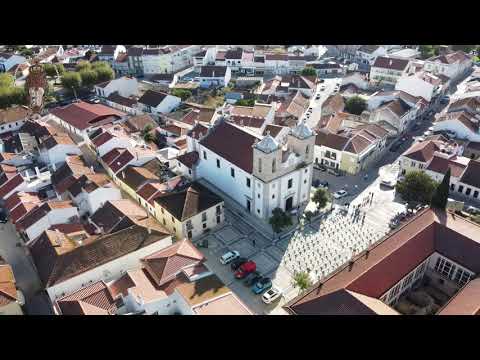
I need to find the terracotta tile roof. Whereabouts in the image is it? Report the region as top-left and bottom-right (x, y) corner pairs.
(67, 173), (112, 197)
(137, 176), (185, 204)
(51, 155), (94, 195)
(0, 264), (17, 306)
(265, 53), (289, 61)
(175, 274), (230, 307)
(437, 111), (479, 133)
(101, 148), (126, 166)
(154, 181), (223, 221)
(90, 199), (147, 234)
(285, 209), (480, 315)
(357, 45), (381, 54)
(19, 120), (58, 139)
(284, 75), (316, 90)
(118, 166), (159, 191)
(124, 114), (157, 133)
(0, 173), (24, 199)
(40, 133), (76, 150)
(229, 116), (265, 128)
(176, 151), (199, 169)
(372, 56), (410, 71)
(31, 224), (170, 288)
(110, 268), (167, 303)
(0, 106), (29, 125)
(428, 51), (471, 65)
(402, 140), (442, 162)
(142, 239), (205, 286)
(426, 154), (469, 178)
(449, 97), (480, 113)
(343, 133), (372, 154)
(16, 201), (75, 231)
(0, 152), (16, 162)
(459, 159), (480, 189)
(279, 91), (309, 119)
(56, 281), (117, 315)
(5, 191), (41, 213)
(50, 101), (125, 131)
(200, 121), (260, 173)
(188, 123), (209, 140)
(322, 94), (345, 114)
(262, 124), (285, 138)
(108, 149), (135, 174)
(230, 103), (272, 119)
(383, 99), (411, 118)
(315, 129), (349, 151)
(192, 292), (253, 315)
(437, 278), (480, 315)
(138, 90), (168, 108)
(199, 66), (228, 78)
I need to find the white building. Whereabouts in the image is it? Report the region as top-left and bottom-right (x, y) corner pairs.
(38, 133), (82, 167)
(196, 66), (231, 88)
(137, 90), (181, 115)
(423, 51), (473, 82)
(370, 56), (411, 87)
(94, 76), (138, 98)
(0, 106), (29, 135)
(186, 119), (315, 220)
(355, 45), (388, 66)
(395, 73), (437, 102)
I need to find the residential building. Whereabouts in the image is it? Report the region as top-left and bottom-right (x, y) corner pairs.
(196, 66), (231, 88)
(38, 133), (82, 167)
(0, 261), (24, 315)
(0, 52), (27, 72)
(285, 208), (480, 315)
(395, 72), (439, 102)
(137, 90), (181, 115)
(0, 106), (30, 135)
(370, 56), (411, 86)
(154, 181), (224, 240)
(94, 76), (138, 98)
(97, 45), (126, 65)
(423, 51), (473, 82)
(30, 220), (173, 302)
(433, 110), (480, 142)
(48, 101), (126, 141)
(127, 47), (144, 77)
(355, 45), (388, 66)
(186, 118), (315, 220)
(308, 62), (345, 78)
(112, 52), (129, 76)
(369, 97), (418, 134)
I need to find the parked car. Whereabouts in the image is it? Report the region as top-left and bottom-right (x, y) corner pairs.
(319, 79), (325, 83)
(423, 130), (432, 137)
(327, 168), (340, 176)
(318, 180), (329, 189)
(333, 190), (348, 199)
(235, 260), (256, 279)
(380, 179), (397, 188)
(230, 257), (248, 271)
(315, 164), (327, 171)
(220, 250), (240, 265)
(243, 271), (262, 286)
(466, 206), (480, 215)
(315, 94), (321, 100)
(252, 277), (272, 294)
(262, 287), (283, 304)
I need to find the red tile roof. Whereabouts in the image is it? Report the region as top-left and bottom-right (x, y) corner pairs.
(0, 263), (17, 307)
(199, 121), (260, 173)
(142, 239), (205, 286)
(0, 173), (24, 200)
(50, 101), (125, 131)
(16, 201), (75, 231)
(402, 140), (442, 162)
(176, 151), (199, 169)
(426, 154), (468, 178)
(459, 159), (480, 189)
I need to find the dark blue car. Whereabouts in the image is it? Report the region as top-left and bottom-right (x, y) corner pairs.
(251, 277), (272, 294)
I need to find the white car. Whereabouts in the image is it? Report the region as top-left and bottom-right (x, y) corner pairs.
(381, 179), (397, 188)
(262, 286), (282, 304)
(220, 250), (240, 265)
(333, 190), (348, 199)
(424, 130), (432, 137)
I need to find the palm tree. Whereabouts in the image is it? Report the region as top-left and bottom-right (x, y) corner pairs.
(293, 271), (312, 293)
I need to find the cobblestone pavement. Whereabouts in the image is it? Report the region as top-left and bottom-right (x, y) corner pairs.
(194, 162), (407, 314)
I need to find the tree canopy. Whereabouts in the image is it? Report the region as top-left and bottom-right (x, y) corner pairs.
(235, 98), (255, 107)
(94, 66), (115, 83)
(61, 72), (82, 91)
(79, 70), (98, 88)
(171, 88), (192, 101)
(0, 73), (27, 109)
(345, 95), (367, 115)
(430, 168), (451, 210)
(75, 60), (92, 72)
(269, 208), (293, 233)
(300, 67), (317, 76)
(312, 188), (330, 209)
(396, 171), (438, 205)
(293, 271), (312, 293)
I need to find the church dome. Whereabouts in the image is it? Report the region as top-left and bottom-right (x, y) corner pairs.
(292, 119), (314, 140)
(255, 132), (279, 154)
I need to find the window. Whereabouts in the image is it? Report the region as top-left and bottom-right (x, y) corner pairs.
(458, 185), (464, 193)
(201, 212), (207, 222)
(186, 220), (192, 229)
(474, 190), (479, 199)
(202, 223), (207, 229)
(217, 215), (221, 224)
(272, 159), (276, 173)
(288, 179), (293, 189)
(257, 193), (260, 199)
(163, 219), (166, 225)
(203, 151), (207, 160)
(161, 208), (164, 214)
(419, 164), (424, 169)
(434, 257), (456, 279)
(450, 184), (455, 191)
(231, 168), (235, 177)
(305, 168), (308, 173)
(272, 194), (275, 199)
(257, 209), (260, 214)
(411, 161), (416, 168)
(216, 205), (221, 214)
(171, 216), (175, 222)
(415, 262), (426, 279)
(216, 159), (220, 168)
(466, 188), (472, 196)
(306, 145), (309, 155)
(246, 178), (251, 187)
(304, 179), (307, 184)
(258, 158), (262, 173)
(454, 269), (471, 287)
(189, 169), (192, 175)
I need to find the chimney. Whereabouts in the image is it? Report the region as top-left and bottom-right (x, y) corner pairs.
(365, 249), (370, 259)
(348, 259), (355, 271)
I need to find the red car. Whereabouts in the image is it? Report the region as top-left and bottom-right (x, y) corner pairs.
(234, 260), (256, 279)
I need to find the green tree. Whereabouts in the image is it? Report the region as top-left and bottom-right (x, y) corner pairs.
(55, 64), (65, 76)
(345, 95), (367, 115)
(91, 61), (110, 70)
(61, 72), (82, 92)
(19, 48), (33, 58)
(430, 168), (451, 210)
(396, 171), (438, 205)
(79, 70), (98, 88)
(300, 67), (317, 76)
(141, 124), (155, 142)
(293, 271), (312, 293)
(450, 45), (476, 54)
(0, 87), (27, 109)
(171, 88), (192, 101)
(94, 66), (115, 83)
(419, 45), (437, 59)
(75, 60), (92, 72)
(269, 208), (293, 233)
(235, 98), (255, 106)
(312, 188), (330, 210)
(0, 73), (14, 88)
(43, 63), (58, 78)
